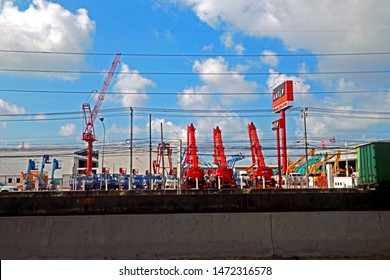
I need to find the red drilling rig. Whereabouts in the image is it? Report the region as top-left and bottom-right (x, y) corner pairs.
(211, 126), (236, 188)
(248, 122), (275, 188)
(184, 123), (205, 189)
(82, 53), (121, 175)
(153, 142), (174, 175)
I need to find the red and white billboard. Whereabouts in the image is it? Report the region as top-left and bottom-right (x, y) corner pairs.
(272, 80), (294, 113)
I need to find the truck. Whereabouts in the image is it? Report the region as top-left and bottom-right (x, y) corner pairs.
(357, 142), (390, 189)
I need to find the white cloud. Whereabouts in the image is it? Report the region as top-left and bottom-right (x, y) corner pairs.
(260, 50), (279, 67)
(177, 57), (258, 110)
(178, 85), (211, 109)
(220, 32), (245, 55)
(0, 98), (25, 114)
(112, 63), (155, 108)
(266, 69), (311, 102)
(192, 56), (257, 105)
(173, 0), (390, 87)
(0, 0), (95, 80)
(150, 118), (187, 141)
(220, 33), (234, 48)
(202, 44), (214, 51)
(59, 123), (76, 136)
(35, 113), (46, 121)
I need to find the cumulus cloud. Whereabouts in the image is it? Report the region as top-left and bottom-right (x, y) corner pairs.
(0, 0), (95, 80)
(35, 113), (46, 121)
(266, 69), (311, 103)
(193, 56), (257, 105)
(0, 98), (25, 114)
(178, 57), (257, 109)
(260, 50), (279, 67)
(59, 123), (76, 136)
(172, 0), (390, 87)
(220, 32), (245, 54)
(112, 63), (155, 108)
(150, 118), (187, 141)
(178, 85), (211, 109)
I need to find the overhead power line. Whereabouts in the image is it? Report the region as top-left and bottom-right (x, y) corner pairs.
(0, 88), (388, 96)
(1, 49), (390, 57)
(0, 68), (388, 76)
(2, 106), (390, 123)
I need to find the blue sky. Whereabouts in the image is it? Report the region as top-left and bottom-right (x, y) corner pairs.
(0, 0), (389, 164)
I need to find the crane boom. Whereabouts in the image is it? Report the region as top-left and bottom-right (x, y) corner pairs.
(247, 122), (275, 187)
(248, 122), (266, 168)
(185, 123), (199, 168)
(91, 53), (121, 121)
(82, 53), (121, 175)
(212, 126), (236, 188)
(184, 123), (205, 189)
(213, 126), (227, 167)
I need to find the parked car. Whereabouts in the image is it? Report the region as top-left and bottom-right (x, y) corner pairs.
(0, 184), (19, 192)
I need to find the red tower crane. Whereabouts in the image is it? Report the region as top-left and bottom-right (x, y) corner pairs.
(212, 126), (236, 188)
(184, 123), (205, 189)
(248, 122), (275, 188)
(82, 53), (121, 175)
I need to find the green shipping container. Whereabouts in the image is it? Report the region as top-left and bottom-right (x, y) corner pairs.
(357, 142), (390, 187)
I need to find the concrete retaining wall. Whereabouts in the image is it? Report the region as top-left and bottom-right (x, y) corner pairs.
(1, 211), (389, 259)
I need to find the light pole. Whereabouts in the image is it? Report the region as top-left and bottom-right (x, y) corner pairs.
(99, 116), (106, 190)
(301, 108), (310, 188)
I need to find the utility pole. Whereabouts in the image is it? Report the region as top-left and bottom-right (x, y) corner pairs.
(129, 107), (133, 190)
(301, 107), (310, 188)
(149, 114), (153, 190)
(177, 139), (182, 193)
(160, 122), (166, 188)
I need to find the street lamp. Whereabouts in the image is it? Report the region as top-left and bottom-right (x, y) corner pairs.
(99, 116), (106, 173)
(99, 116), (107, 190)
(300, 108), (310, 188)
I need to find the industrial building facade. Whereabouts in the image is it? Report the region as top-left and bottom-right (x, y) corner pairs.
(0, 145), (165, 189)
(0, 143), (357, 189)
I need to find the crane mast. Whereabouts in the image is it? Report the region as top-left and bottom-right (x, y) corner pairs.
(247, 122), (275, 187)
(82, 53), (121, 175)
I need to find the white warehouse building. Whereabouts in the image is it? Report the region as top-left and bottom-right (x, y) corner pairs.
(0, 144), (170, 189)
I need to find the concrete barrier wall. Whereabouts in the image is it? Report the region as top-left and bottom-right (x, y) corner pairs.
(1, 211), (389, 259)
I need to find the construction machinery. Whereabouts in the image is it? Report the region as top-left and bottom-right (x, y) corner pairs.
(286, 149), (315, 175)
(38, 155), (50, 190)
(210, 126), (236, 188)
(153, 142), (174, 176)
(309, 151), (341, 176)
(21, 157), (49, 190)
(183, 123), (205, 189)
(21, 159), (37, 190)
(247, 122), (275, 188)
(82, 53), (121, 175)
(226, 153), (245, 169)
(48, 158), (61, 190)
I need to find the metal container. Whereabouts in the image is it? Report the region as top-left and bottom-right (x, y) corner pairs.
(357, 142), (390, 188)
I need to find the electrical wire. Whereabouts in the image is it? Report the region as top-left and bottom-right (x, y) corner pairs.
(0, 88), (388, 96)
(1, 49), (390, 57)
(0, 68), (388, 76)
